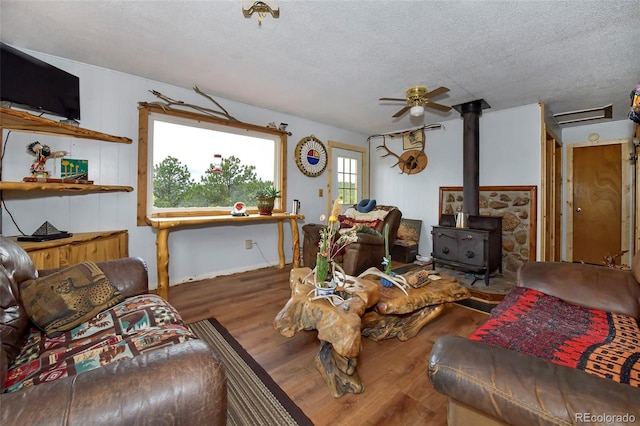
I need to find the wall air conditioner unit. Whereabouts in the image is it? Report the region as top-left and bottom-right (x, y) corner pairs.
(553, 104), (612, 125)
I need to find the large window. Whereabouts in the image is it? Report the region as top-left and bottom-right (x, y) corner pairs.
(137, 105), (287, 224)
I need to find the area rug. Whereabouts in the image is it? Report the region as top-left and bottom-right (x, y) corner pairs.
(189, 318), (313, 426)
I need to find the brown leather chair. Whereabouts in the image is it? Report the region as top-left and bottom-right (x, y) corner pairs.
(0, 236), (227, 426)
(302, 205), (402, 276)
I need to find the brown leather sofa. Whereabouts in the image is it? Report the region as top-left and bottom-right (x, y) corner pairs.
(302, 205), (402, 276)
(0, 236), (227, 425)
(428, 254), (640, 426)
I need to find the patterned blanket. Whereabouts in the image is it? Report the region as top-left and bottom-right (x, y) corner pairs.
(4, 294), (195, 393)
(470, 286), (640, 387)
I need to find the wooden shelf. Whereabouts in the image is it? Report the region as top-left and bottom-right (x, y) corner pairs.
(0, 181), (133, 193)
(0, 107), (132, 144)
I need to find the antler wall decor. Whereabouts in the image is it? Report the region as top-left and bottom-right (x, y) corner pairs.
(368, 124), (443, 175)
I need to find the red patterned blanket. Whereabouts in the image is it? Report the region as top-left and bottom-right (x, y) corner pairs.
(4, 294), (195, 393)
(470, 287), (640, 387)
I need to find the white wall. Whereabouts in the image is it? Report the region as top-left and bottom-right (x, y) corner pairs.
(1, 50), (367, 289)
(562, 120), (636, 145)
(369, 103), (543, 259)
(10, 51), (605, 284)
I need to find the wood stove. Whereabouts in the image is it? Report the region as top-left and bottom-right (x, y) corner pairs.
(431, 215), (502, 285)
(430, 99), (502, 285)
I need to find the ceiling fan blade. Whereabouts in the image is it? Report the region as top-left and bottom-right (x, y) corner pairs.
(379, 97), (407, 102)
(392, 106), (411, 118)
(425, 102), (452, 112)
(424, 86), (449, 99)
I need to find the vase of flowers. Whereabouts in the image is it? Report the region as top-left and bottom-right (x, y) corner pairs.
(312, 197), (357, 294)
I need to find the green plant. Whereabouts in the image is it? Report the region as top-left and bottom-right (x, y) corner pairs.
(382, 223), (392, 275)
(257, 185), (281, 199)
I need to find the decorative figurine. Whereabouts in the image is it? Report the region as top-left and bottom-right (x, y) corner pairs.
(26, 141), (67, 179)
(231, 201), (248, 216)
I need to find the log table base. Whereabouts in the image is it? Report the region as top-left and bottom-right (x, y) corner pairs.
(360, 272), (471, 342)
(315, 341), (364, 398)
(273, 268), (378, 397)
(361, 304), (446, 341)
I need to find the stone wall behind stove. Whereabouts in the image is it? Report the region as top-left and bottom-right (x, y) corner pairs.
(440, 186), (537, 276)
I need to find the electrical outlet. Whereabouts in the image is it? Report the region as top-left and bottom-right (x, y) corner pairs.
(245, 240), (253, 249)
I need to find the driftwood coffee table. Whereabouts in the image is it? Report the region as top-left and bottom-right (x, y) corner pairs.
(360, 273), (471, 341)
(273, 267), (470, 397)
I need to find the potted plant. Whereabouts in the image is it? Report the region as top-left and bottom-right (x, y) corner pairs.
(256, 185), (281, 215)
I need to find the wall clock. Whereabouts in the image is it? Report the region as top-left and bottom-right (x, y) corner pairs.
(294, 135), (327, 177)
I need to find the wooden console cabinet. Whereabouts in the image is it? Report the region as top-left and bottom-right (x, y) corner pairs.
(10, 230), (128, 270)
(431, 216), (502, 285)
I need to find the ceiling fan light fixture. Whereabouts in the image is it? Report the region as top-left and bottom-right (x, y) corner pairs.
(410, 105), (425, 117)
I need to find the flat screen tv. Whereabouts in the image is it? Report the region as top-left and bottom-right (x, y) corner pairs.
(1, 43), (80, 121)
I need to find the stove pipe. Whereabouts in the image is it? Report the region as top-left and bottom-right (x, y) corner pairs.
(453, 99), (490, 217)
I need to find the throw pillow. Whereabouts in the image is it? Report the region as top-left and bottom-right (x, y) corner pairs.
(338, 215), (382, 231)
(340, 224), (383, 238)
(20, 261), (124, 337)
(343, 207), (390, 222)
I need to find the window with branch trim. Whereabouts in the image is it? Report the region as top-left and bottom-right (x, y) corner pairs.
(137, 105), (287, 225)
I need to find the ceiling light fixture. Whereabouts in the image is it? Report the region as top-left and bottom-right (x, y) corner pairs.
(243, 1), (279, 26)
(410, 105), (425, 117)
(553, 104), (613, 125)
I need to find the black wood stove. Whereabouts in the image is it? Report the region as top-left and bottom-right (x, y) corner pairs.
(430, 99), (502, 285)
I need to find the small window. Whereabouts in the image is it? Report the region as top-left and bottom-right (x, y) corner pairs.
(137, 106), (287, 224)
(336, 156), (358, 205)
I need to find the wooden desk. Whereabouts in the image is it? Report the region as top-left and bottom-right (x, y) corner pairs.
(148, 213), (304, 300)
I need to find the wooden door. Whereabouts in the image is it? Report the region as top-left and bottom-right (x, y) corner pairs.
(571, 143), (622, 264)
(327, 141), (366, 212)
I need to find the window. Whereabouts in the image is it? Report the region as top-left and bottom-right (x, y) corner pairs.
(336, 156), (358, 205)
(137, 105), (287, 224)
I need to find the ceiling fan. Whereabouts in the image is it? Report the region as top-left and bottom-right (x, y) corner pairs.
(379, 86), (452, 118)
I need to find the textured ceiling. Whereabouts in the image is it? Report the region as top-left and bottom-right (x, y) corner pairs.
(1, 0), (638, 135)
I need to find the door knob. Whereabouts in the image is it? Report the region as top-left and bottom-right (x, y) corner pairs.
(576, 207), (582, 212)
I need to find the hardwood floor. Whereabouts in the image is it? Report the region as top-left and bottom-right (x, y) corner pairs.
(169, 265), (489, 426)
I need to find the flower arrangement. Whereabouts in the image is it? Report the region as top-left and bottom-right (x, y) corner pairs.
(380, 223), (397, 288)
(382, 223), (392, 275)
(314, 197), (358, 285)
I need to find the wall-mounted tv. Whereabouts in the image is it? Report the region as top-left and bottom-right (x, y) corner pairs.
(1, 43), (80, 121)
